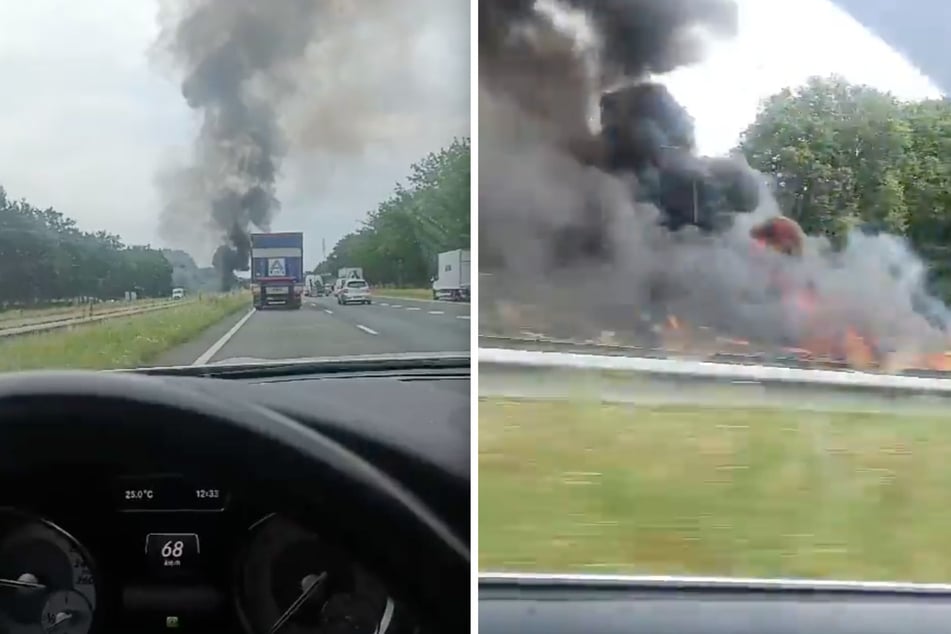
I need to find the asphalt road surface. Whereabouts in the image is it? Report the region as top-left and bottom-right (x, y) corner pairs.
(156, 295), (470, 366)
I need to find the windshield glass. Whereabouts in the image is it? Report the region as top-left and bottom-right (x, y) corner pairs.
(0, 0), (469, 371)
(479, 0), (951, 583)
(346, 281), (368, 289)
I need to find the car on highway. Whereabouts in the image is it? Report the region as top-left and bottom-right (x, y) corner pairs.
(338, 278), (372, 305)
(0, 352), (469, 634)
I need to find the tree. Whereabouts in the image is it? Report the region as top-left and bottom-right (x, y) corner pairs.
(315, 137), (470, 286)
(738, 75), (951, 293)
(0, 186), (174, 306)
(739, 75), (916, 242)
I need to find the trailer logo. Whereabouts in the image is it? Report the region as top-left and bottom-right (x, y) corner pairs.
(267, 258), (286, 276)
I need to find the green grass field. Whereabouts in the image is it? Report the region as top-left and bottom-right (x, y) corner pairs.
(480, 398), (951, 582)
(373, 288), (432, 300)
(0, 293), (248, 371)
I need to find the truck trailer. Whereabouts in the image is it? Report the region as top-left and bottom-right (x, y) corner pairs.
(250, 232), (305, 309)
(432, 249), (471, 301)
(337, 267), (364, 280)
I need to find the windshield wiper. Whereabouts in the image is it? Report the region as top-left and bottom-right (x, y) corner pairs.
(119, 352), (470, 380)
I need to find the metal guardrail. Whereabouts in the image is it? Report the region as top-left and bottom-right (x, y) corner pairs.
(0, 300), (189, 338)
(479, 346), (951, 400)
(479, 333), (951, 377)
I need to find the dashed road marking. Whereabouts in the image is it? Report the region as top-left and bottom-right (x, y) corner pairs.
(356, 324), (379, 335)
(406, 307), (421, 311)
(456, 315), (470, 320)
(323, 309), (333, 315)
(428, 310), (445, 315)
(390, 305), (403, 308)
(380, 302), (390, 306)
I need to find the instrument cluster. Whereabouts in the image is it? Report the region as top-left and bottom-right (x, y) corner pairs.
(0, 473), (408, 634)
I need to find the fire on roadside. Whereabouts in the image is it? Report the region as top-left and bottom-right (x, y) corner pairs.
(650, 215), (951, 374)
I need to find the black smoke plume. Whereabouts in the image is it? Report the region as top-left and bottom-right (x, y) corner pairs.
(155, 0), (322, 290)
(479, 0), (951, 359)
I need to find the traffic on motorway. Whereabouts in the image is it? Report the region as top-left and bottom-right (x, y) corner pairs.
(153, 291), (470, 367)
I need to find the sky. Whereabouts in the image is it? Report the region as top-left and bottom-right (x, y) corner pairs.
(0, 0), (940, 267)
(662, 0), (944, 156)
(0, 0), (469, 267)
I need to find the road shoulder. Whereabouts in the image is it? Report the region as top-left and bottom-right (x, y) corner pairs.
(150, 306), (254, 367)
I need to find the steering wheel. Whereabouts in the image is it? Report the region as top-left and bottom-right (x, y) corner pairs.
(0, 370), (469, 632)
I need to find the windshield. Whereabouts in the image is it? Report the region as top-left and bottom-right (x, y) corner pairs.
(479, 0), (951, 584)
(0, 0), (470, 371)
(346, 281), (368, 289)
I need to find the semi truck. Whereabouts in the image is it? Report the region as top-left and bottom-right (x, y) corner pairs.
(337, 267), (364, 280)
(432, 249), (470, 301)
(250, 232), (304, 309)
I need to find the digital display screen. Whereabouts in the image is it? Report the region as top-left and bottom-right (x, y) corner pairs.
(145, 532), (201, 576)
(116, 475), (228, 511)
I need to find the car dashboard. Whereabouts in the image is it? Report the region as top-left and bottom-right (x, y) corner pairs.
(0, 361), (469, 634)
(0, 473), (405, 634)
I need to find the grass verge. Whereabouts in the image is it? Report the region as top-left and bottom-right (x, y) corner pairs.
(480, 398), (951, 582)
(374, 288), (432, 300)
(0, 297), (171, 328)
(0, 293), (249, 371)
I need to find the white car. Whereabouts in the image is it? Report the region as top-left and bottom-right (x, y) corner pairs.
(171, 287), (185, 300)
(337, 279), (371, 305)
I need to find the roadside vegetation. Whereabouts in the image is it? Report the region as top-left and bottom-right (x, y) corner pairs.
(315, 138), (470, 286)
(740, 75), (951, 295)
(480, 398), (951, 582)
(0, 187), (173, 306)
(372, 288), (432, 300)
(0, 297), (175, 329)
(0, 293), (248, 371)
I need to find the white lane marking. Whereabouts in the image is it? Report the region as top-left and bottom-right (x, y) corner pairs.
(380, 302), (390, 306)
(193, 308), (255, 365)
(406, 307), (421, 311)
(457, 315), (470, 320)
(390, 304), (402, 308)
(428, 310), (445, 315)
(356, 324), (378, 335)
(323, 309), (333, 315)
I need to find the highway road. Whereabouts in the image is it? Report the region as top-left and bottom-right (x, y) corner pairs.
(154, 295), (470, 366)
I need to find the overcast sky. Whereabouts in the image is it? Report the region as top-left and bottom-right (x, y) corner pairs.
(0, 0), (469, 267)
(0, 0), (938, 268)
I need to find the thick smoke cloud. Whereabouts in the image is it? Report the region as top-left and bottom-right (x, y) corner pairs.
(155, 0), (468, 289)
(155, 0), (322, 289)
(480, 0), (951, 360)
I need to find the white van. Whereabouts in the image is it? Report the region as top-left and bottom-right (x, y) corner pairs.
(171, 287), (185, 300)
(332, 278), (346, 297)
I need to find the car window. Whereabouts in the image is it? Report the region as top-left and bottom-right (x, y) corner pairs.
(478, 0), (951, 585)
(347, 281), (368, 288)
(0, 1), (469, 372)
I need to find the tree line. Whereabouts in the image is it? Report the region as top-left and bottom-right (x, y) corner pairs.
(0, 187), (172, 307)
(738, 75), (951, 295)
(315, 137), (470, 286)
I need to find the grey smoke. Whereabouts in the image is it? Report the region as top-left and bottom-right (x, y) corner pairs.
(155, 0), (469, 289)
(480, 0), (951, 358)
(154, 0), (322, 289)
